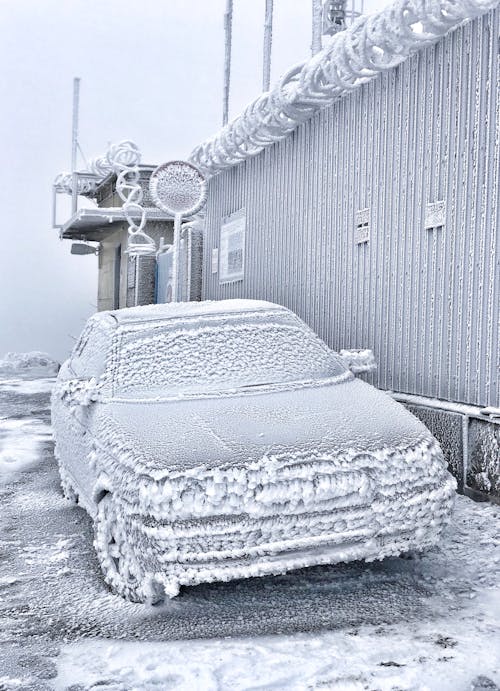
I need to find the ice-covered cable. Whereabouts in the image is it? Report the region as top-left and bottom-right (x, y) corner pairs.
(190, 0), (499, 175)
(107, 141), (156, 258)
(54, 151), (116, 195)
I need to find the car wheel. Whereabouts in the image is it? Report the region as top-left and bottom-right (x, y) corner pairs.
(60, 474), (78, 504)
(93, 494), (163, 604)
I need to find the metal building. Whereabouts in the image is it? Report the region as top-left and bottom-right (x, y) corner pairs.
(195, 6), (500, 501)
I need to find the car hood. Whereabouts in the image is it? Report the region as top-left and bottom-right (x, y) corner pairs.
(91, 377), (431, 479)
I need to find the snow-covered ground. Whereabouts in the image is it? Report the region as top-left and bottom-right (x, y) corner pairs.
(0, 416), (52, 484)
(0, 371), (499, 691)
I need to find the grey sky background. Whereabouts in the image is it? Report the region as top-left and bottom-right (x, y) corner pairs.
(0, 0), (382, 363)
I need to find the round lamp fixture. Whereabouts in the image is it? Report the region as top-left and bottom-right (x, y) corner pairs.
(149, 161), (207, 217)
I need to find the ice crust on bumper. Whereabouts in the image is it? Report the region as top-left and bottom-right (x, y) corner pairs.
(92, 434), (456, 597)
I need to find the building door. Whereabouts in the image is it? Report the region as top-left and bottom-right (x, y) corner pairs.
(114, 245), (121, 309)
(156, 248), (174, 303)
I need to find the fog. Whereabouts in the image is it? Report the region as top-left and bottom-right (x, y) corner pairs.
(0, 0), (380, 363)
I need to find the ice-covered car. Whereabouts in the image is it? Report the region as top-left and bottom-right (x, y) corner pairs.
(52, 300), (456, 602)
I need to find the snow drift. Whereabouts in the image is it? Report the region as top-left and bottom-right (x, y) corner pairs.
(0, 352), (60, 378)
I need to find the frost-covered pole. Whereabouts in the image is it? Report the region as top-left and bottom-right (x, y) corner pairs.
(71, 78), (80, 173)
(262, 0), (274, 91)
(71, 77), (81, 214)
(222, 0), (233, 126)
(311, 0), (323, 55)
(172, 214), (182, 302)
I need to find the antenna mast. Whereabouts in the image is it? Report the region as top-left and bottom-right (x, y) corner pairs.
(71, 78), (81, 172)
(312, 0), (322, 54)
(222, 0), (233, 126)
(71, 77), (81, 213)
(262, 0), (274, 91)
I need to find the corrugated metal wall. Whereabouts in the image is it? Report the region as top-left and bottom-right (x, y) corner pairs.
(202, 8), (500, 408)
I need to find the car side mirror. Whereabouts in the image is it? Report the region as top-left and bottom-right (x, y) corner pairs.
(339, 349), (377, 374)
(59, 377), (101, 408)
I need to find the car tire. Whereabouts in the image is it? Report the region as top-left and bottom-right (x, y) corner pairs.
(60, 474), (78, 504)
(93, 494), (163, 604)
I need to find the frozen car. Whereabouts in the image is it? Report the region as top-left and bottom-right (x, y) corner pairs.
(51, 300), (456, 602)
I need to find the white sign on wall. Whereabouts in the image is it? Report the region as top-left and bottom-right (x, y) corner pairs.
(219, 209), (245, 283)
(355, 208), (370, 244)
(425, 200), (446, 229)
(211, 248), (219, 274)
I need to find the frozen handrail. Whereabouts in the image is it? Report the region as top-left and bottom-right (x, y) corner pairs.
(190, 0), (498, 176)
(53, 145), (137, 197)
(53, 171), (100, 196)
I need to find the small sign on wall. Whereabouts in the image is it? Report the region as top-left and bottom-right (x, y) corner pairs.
(211, 248), (219, 274)
(127, 256), (136, 289)
(425, 200), (446, 229)
(355, 208), (370, 244)
(219, 208), (245, 283)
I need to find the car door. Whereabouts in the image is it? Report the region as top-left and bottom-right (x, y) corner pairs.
(54, 321), (111, 509)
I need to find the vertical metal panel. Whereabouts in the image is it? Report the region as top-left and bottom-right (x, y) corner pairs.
(202, 8), (500, 408)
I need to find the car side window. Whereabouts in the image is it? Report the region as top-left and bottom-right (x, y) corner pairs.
(70, 323), (110, 380)
(72, 325), (92, 359)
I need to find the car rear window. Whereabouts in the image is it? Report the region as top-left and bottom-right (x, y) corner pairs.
(110, 310), (346, 397)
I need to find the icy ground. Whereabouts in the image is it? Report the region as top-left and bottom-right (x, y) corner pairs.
(0, 374), (499, 690)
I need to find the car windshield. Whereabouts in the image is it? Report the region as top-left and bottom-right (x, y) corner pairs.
(109, 310), (346, 398)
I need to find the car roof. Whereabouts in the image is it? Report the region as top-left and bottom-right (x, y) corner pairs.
(102, 299), (288, 326)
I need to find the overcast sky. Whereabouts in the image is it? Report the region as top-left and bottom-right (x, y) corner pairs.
(0, 0), (382, 362)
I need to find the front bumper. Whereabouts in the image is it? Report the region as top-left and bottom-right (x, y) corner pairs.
(114, 434), (457, 597)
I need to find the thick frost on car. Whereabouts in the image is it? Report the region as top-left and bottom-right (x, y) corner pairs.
(51, 300), (456, 603)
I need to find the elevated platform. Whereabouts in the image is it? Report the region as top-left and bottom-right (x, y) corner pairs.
(60, 207), (172, 241)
